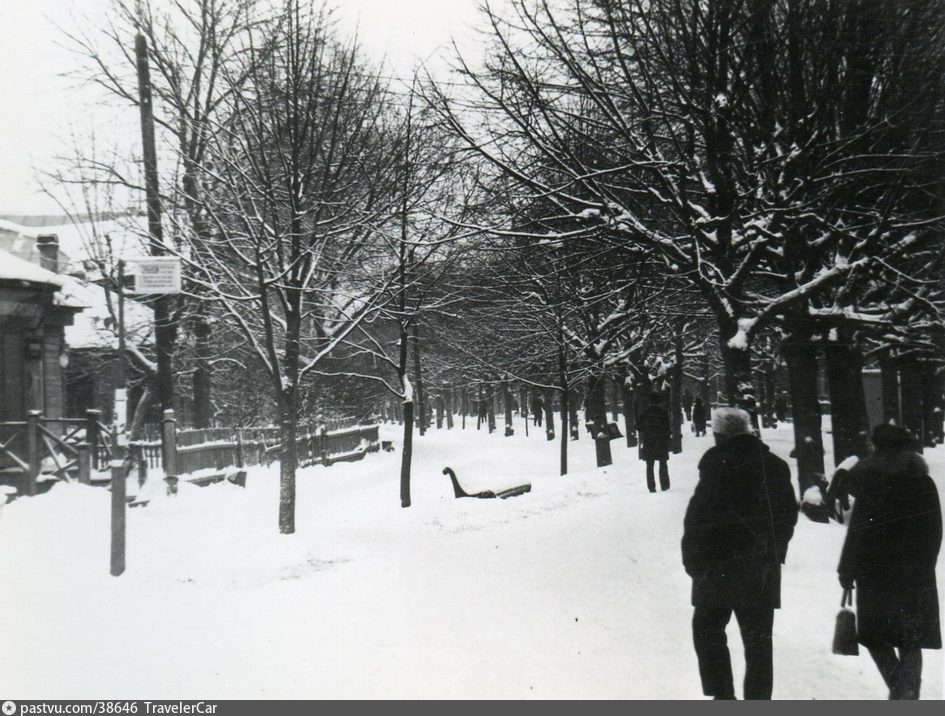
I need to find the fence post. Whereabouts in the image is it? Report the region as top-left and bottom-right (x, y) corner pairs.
(135, 444), (148, 487)
(85, 409), (101, 470)
(320, 425), (329, 466)
(77, 442), (91, 485)
(235, 431), (245, 468)
(161, 409), (179, 495)
(110, 433), (126, 576)
(25, 410), (41, 497)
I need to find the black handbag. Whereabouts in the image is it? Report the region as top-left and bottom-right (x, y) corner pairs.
(832, 588), (859, 655)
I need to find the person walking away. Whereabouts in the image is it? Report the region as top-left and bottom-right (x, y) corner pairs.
(683, 390), (693, 422)
(638, 391), (672, 492)
(682, 407), (798, 699)
(531, 395), (544, 427)
(837, 424), (941, 699)
(692, 398), (708, 437)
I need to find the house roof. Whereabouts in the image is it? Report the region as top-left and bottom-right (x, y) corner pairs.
(63, 279), (153, 350)
(0, 247), (85, 308)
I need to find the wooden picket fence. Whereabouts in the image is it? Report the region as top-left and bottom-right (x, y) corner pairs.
(0, 408), (379, 500)
(128, 410), (380, 486)
(0, 409), (112, 498)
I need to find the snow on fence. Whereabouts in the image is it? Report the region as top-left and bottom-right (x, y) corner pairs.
(128, 410), (380, 484)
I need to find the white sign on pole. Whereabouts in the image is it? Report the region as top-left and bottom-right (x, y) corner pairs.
(129, 257), (182, 294)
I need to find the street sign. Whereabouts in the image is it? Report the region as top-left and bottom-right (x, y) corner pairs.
(128, 256), (182, 294)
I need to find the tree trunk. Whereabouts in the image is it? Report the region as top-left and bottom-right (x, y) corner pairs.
(411, 322), (426, 436)
(879, 354), (900, 425)
(782, 332), (826, 500)
(609, 377), (620, 422)
(568, 390), (579, 440)
(192, 310), (212, 428)
(719, 327), (757, 414)
(487, 386), (496, 433)
(435, 394), (444, 429)
(700, 353), (712, 418)
(503, 381), (514, 436)
(520, 386), (529, 436)
(762, 362), (777, 428)
(586, 372), (612, 467)
(477, 384), (483, 430)
(899, 357), (924, 453)
(621, 378), (637, 448)
(543, 388), (555, 440)
(278, 393), (298, 534)
(400, 398), (414, 508)
(824, 332), (870, 465)
(921, 362), (938, 448)
(445, 388), (454, 429)
(670, 334), (683, 453)
(557, 329), (570, 474)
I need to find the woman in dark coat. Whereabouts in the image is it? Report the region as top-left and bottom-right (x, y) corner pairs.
(637, 392), (672, 491)
(692, 398), (707, 436)
(837, 424), (942, 700)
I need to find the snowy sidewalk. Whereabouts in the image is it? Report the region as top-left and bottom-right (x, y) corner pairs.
(1, 418), (942, 699)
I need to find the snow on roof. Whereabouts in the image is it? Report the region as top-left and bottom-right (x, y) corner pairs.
(0, 216), (149, 276)
(63, 279), (153, 350)
(0, 247), (85, 308)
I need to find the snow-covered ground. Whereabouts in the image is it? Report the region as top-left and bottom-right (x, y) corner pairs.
(2, 415), (942, 699)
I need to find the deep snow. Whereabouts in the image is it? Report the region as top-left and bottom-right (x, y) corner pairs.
(1, 415), (942, 699)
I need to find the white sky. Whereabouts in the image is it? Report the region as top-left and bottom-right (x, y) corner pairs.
(0, 0), (488, 214)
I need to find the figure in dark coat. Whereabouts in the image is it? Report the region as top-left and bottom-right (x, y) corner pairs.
(692, 398), (708, 437)
(637, 392), (672, 492)
(531, 396), (544, 427)
(837, 424), (942, 700)
(682, 407), (798, 700)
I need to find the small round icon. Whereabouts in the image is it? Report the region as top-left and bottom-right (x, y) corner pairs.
(2, 701), (16, 716)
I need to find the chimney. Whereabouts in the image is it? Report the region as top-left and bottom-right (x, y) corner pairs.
(36, 234), (59, 273)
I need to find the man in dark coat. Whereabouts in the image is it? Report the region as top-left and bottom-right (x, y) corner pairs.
(637, 391), (672, 492)
(682, 407), (798, 700)
(837, 424), (942, 700)
(531, 395), (544, 427)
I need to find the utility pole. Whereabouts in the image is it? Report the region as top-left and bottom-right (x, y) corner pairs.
(135, 19), (175, 411)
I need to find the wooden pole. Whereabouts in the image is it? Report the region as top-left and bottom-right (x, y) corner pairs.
(26, 410), (41, 497)
(77, 442), (91, 485)
(161, 409), (179, 494)
(85, 409), (101, 470)
(135, 26), (175, 412)
(110, 441), (126, 576)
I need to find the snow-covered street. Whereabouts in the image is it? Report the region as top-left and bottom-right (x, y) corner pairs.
(2, 416), (942, 699)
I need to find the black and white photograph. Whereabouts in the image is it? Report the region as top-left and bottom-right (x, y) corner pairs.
(1, 0), (943, 701)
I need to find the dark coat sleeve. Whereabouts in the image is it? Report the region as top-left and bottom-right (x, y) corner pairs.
(682, 465), (715, 577)
(838, 481), (871, 581)
(769, 457), (798, 563)
(915, 478), (943, 572)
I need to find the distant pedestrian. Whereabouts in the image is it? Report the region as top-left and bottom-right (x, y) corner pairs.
(682, 407), (798, 700)
(638, 392), (672, 492)
(683, 390), (693, 422)
(774, 393), (788, 423)
(692, 398), (707, 437)
(837, 424), (941, 700)
(531, 395), (544, 427)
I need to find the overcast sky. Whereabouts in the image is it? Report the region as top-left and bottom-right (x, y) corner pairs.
(0, 0), (487, 214)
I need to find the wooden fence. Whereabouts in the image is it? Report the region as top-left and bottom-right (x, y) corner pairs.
(0, 408), (380, 499)
(129, 410), (380, 486)
(0, 409), (112, 497)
